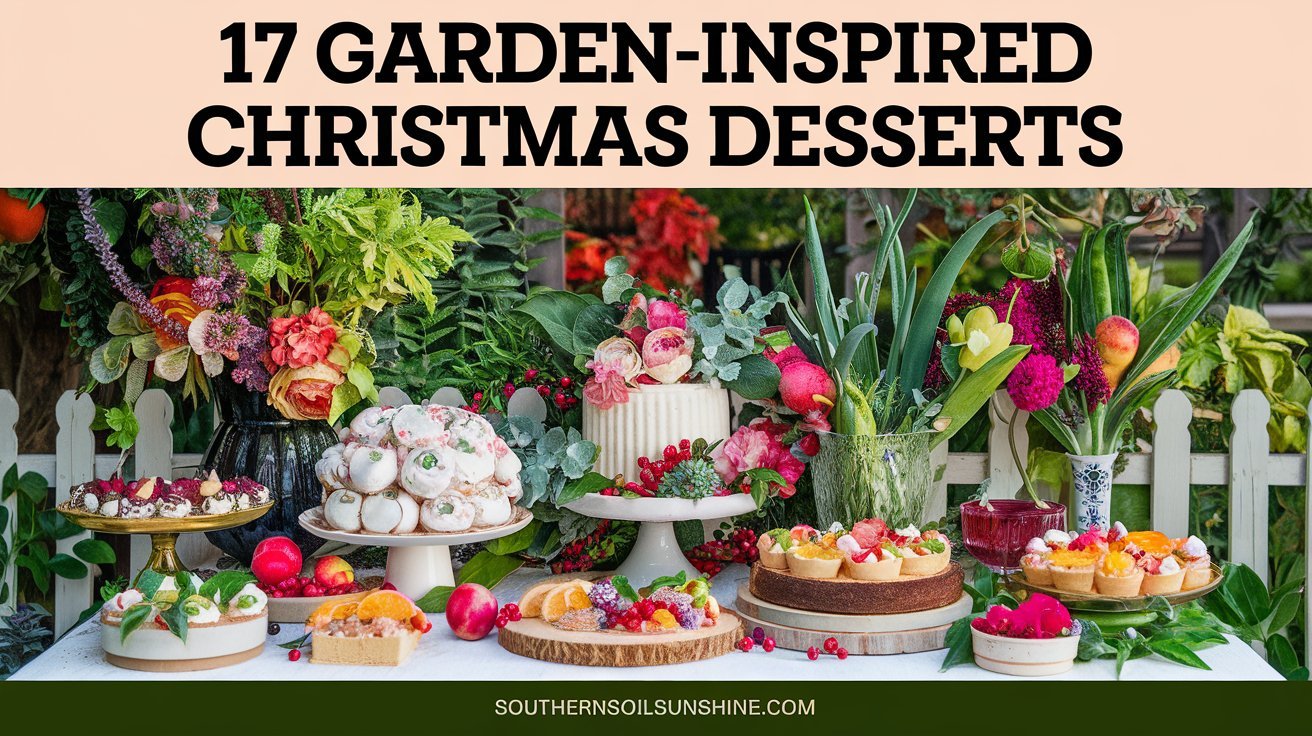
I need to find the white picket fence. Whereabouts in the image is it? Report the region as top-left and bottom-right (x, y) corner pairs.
(2, 386), (1309, 664)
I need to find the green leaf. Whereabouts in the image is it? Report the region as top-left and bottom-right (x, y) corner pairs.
(611, 575), (640, 602)
(930, 345), (1030, 448)
(136, 569), (165, 599)
(721, 353), (781, 400)
(159, 602), (190, 643)
(328, 380), (362, 425)
(72, 538), (116, 565)
(456, 551), (524, 589)
(416, 585), (455, 613)
(556, 471), (612, 506)
(939, 617), (976, 671)
(47, 553), (88, 579)
(1145, 639), (1211, 670)
(571, 303), (619, 356)
(1219, 563), (1272, 625)
(1266, 633), (1303, 678)
(199, 571), (257, 605)
(1075, 620), (1117, 660)
(1001, 240), (1056, 280)
(516, 291), (592, 356)
(482, 521), (539, 556)
(92, 198), (127, 245)
(1260, 588), (1302, 638)
(117, 604), (153, 644)
(14, 471), (47, 505)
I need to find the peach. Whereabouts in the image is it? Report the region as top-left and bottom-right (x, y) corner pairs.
(445, 583), (499, 641)
(251, 536), (302, 586)
(314, 555), (355, 588)
(1096, 316), (1139, 389)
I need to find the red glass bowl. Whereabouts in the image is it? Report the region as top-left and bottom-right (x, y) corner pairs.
(960, 500), (1067, 573)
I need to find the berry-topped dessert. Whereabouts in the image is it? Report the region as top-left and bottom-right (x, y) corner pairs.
(305, 589), (431, 666)
(515, 571), (721, 634)
(750, 518), (964, 615)
(1019, 522), (1217, 597)
(69, 471), (270, 519)
(313, 403), (525, 535)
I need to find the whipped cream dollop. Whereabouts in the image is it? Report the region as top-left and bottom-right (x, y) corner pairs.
(1157, 555), (1182, 575)
(105, 588), (144, 612)
(835, 534), (862, 557)
(1043, 529), (1073, 546)
(1181, 535), (1208, 558)
(895, 525), (921, 539)
(1109, 521), (1128, 540)
(182, 595), (221, 624)
(228, 583), (269, 617)
(1025, 537), (1049, 555)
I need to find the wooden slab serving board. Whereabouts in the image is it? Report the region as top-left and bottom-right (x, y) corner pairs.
(499, 610), (744, 667)
(734, 609), (953, 656)
(736, 583), (972, 633)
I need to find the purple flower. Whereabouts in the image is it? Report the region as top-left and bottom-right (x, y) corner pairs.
(1067, 334), (1111, 410)
(231, 325), (271, 392)
(1006, 353), (1066, 412)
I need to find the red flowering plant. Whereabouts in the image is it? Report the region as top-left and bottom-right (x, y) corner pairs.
(77, 188), (471, 442)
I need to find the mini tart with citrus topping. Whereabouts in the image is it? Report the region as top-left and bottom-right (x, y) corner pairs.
(1139, 555), (1186, 596)
(1094, 551), (1145, 597)
(843, 543), (903, 581)
(1047, 549), (1099, 593)
(1173, 536), (1213, 590)
(307, 590), (428, 666)
(1020, 553), (1054, 587)
(786, 543), (843, 579)
(898, 531), (951, 576)
(756, 528), (791, 570)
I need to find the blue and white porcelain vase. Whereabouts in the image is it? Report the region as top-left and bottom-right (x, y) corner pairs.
(1066, 453), (1118, 533)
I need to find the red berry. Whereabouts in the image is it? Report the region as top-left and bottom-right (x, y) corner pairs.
(381, 582), (397, 591)
(508, 610), (522, 622)
(763, 637), (776, 652)
(560, 377), (573, 389)
(288, 649), (302, 662)
(525, 369), (540, 381)
(537, 385), (550, 397)
(836, 648), (849, 660)
(823, 637), (839, 654)
(504, 603), (520, 616)
(807, 647), (820, 661)
(420, 620), (433, 633)
(738, 637), (754, 652)
(302, 584), (322, 598)
(496, 614), (509, 629)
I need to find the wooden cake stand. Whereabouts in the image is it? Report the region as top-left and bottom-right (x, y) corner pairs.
(498, 609), (744, 667)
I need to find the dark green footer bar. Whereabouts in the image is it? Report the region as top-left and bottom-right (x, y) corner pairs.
(2, 681), (1307, 729)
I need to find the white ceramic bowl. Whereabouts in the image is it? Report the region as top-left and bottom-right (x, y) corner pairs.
(971, 627), (1079, 677)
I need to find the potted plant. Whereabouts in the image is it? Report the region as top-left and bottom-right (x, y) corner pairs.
(75, 188), (469, 561)
(968, 593), (1081, 676)
(785, 190), (1029, 528)
(519, 257), (787, 483)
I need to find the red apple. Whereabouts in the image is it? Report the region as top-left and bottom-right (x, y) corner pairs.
(445, 583), (499, 641)
(251, 536), (302, 586)
(314, 555), (355, 588)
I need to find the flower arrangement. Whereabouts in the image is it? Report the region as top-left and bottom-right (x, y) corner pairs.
(520, 256), (788, 409)
(78, 188), (470, 436)
(594, 436), (799, 504)
(786, 190), (1030, 444)
(971, 593), (1075, 639)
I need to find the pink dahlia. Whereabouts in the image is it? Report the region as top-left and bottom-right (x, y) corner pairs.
(1006, 353), (1065, 412)
(268, 307), (338, 370)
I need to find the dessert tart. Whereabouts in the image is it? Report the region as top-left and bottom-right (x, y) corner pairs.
(755, 529), (791, 570)
(68, 471), (271, 520)
(893, 527), (951, 576)
(1093, 550), (1144, 597)
(843, 549), (903, 581)
(1140, 555), (1186, 595)
(306, 589), (430, 666)
(314, 404), (523, 536)
(1174, 535), (1213, 590)
(786, 543), (843, 579)
(1018, 529), (1072, 587)
(1047, 549), (1099, 593)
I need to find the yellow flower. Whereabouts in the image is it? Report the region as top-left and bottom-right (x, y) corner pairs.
(958, 306), (1013, 372)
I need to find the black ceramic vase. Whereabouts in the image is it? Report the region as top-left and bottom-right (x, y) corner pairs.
(202, 375), (337, 564)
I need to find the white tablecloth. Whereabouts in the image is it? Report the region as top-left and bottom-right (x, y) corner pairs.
(11, 564), (1281, 681)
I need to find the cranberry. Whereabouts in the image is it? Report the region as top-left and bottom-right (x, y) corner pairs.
(823, 637), (839, 654)
(508, 609), (522, 622)
(560, 377), (573, 389)
(738, 637), (754, 652)
(288, 649), (302, 662)
(762, 637), (776, 652)
(537, 385), (550, 397)
(836, 648), (849, 660)
(302, 584), (323, 598)
(525, 369), (540, 381)
(807, 647), (820, 661)
(270, 590), (284, 598)
(496, 614), (509, 629)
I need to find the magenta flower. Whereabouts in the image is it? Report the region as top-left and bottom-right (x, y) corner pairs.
(1006, 353), (1065, 412)
(646, 299), (687, 331)
(712, 419), (804, 498)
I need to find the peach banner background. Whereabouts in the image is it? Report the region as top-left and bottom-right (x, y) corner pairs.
(1, 1), (1308, 186)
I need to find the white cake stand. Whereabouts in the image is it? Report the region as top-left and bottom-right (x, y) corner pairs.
(563, 494), (758, 586)
(298, 507), (533, 600)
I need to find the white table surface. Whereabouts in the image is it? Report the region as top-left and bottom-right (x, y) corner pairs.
(11, 563), (1282, 681)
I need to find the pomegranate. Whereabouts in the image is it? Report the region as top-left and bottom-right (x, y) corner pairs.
(251, 536), (302, 586)
(0, 190), (45, 244)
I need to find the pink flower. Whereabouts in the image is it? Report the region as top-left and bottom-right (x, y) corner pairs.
(642, 326), (693, 383)
(971, 593), (1073, 639)
(713, 419), (805, 498)
(583, 358), (631, 410)
(268, 307), (338, 370)
(620, 293), (650, 346)
(593, 337), (643, 383)
(1006, 353), (1065, 412)
(646, 299), (687, 331)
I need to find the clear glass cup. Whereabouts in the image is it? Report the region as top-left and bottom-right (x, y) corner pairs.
(960, 499), (1067, 573)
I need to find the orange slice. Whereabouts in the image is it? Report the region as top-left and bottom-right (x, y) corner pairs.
(518, 580), (561, 619)
(1125, 530), (1172, 557)
(541, 580), (594, 623)
(1101, 550), (1136, 576)
(355, 590), (419, 622)
(306, 591), (370, 628)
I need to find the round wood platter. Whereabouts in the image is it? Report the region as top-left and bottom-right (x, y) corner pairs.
(499, 610), (744, 667)
(750, 561), (965, 615)
(735, 608), (960, 656)
(737, 583), (972, 633)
